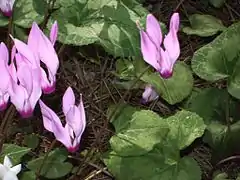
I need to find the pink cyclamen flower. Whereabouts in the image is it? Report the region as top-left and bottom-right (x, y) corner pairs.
(39, 87), (86, 152)
(8, 60), (42, 118)
(11, 21), (59, 94)
(0, 0), (15, 17)
(0, 42), (11, 110)
(28, 21), (59, 94)
(138, 13), (180, 78)
(141, 85), (159, 104)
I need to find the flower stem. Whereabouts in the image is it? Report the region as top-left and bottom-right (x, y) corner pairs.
(0, 105), (16, 152)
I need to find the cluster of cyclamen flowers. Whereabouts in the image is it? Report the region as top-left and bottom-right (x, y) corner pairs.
(0, 21), (86, 153)
(138, 13), (180, 103)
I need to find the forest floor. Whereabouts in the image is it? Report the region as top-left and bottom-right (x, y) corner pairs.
(10, 0), (240, 180)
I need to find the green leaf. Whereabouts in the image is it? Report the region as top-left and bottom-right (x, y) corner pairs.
(182, 14), (226, 37)
(107, 103), (140, 133)
(0, 144), (31, 165)
(110, 110), (169, 156)
(0, 13), (9, 26)
(27, 148), (73, 179)
(141, 62), (193, 104)
(166, 110), (206, 150)
(209, 0), (226, 8)
(185, 87), (240, 158)
(191, 21), (240, 99)
(23, 134), (39, 149)
(20, 171), (36, 180)
(103, 149), (201, 180)
(48, 0), (148, 57)
(13, 0), (47, 28)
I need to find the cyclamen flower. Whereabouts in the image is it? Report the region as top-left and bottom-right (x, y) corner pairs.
(0, 0), (15, 17)
(138, 13), (180, 78)
(39, 87), (86, 152)
(28, 21), (59, 94)
(0, 42), (11, 110)
(8, 59), (42, 118)
(11, 21), (59, 94)
(141, 85), (159, 104)
(0, 155), (21, 180)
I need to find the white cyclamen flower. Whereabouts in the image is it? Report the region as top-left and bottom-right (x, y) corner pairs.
(0, 155), (21, 180)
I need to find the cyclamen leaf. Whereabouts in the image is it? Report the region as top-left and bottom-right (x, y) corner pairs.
(103, 150), (201, 180)
(0, 144), (31, 165)
(48, 0), (148, 57)
(182, 14), (226, 37)
(141, 62), (193, 105)
(110, 110), (169, 156)
(191, 21), (240, 99)
(13, 0), (47, 28)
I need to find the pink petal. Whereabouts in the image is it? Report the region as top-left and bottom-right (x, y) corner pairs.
(62, 87), (75, 116)
(16, 65), (33, 95)
(163, 13), (180, 66)
(38, 29), (59, 85)
(0, 0), (14, 17)
(12, 38), (39, 68)
(39, 100), (58, 132)
(0, 93), (9, 111)
(8, 80), (26, 113)
(146, 14), (162, 48)
(51, 118), (72, 150)
(159, 48), (173, 78)
(78, 94), (86, 132)
(139, 30), (161, 71)
(50, 21), (58, 45)
(141, 85), (159, 104)
(66, 106), (85, 138)
(28, 68), (42, 111)
(40, 68), (55, 94)
(28, 22), (41, 54)
(0, 43), (11, 92)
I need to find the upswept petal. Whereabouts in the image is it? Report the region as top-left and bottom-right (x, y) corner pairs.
(12, 38), (39, 68)
(38, 24), (59, 83)
(163, 13), (180, 65)
(65, 106), (83, 137)
(159, 48), (173, 78)
(3, 156), (12, 168)
(10, 164), (21, 175)
(78, 94), (86, 133)
(51, 119), (72, 149)
(139, 30), (160, 71)
(50, 21), (58, 45)
(29, 68), (42, 110)
(39, 100), (60, 132)
(8, 79), (26, 114)
(146, 14), (162, 48)
(0, 42), (10, 92)
(0, 164), (7, 179)
(3, 171), (18, 180)
(62, 87), (75, 116)
(16, 65), (33, 95)
(27, 22), (41, 53)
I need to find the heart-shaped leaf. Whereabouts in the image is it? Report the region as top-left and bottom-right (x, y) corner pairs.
(27, 148), (73, 179)
(13, 0), (47, 28)
(182, 14), (226, 37)
(110, 110), (169, 156)
(191, 21), (240, 99)
(48, 0), (148, 57)
(0, 144), (31, 165)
